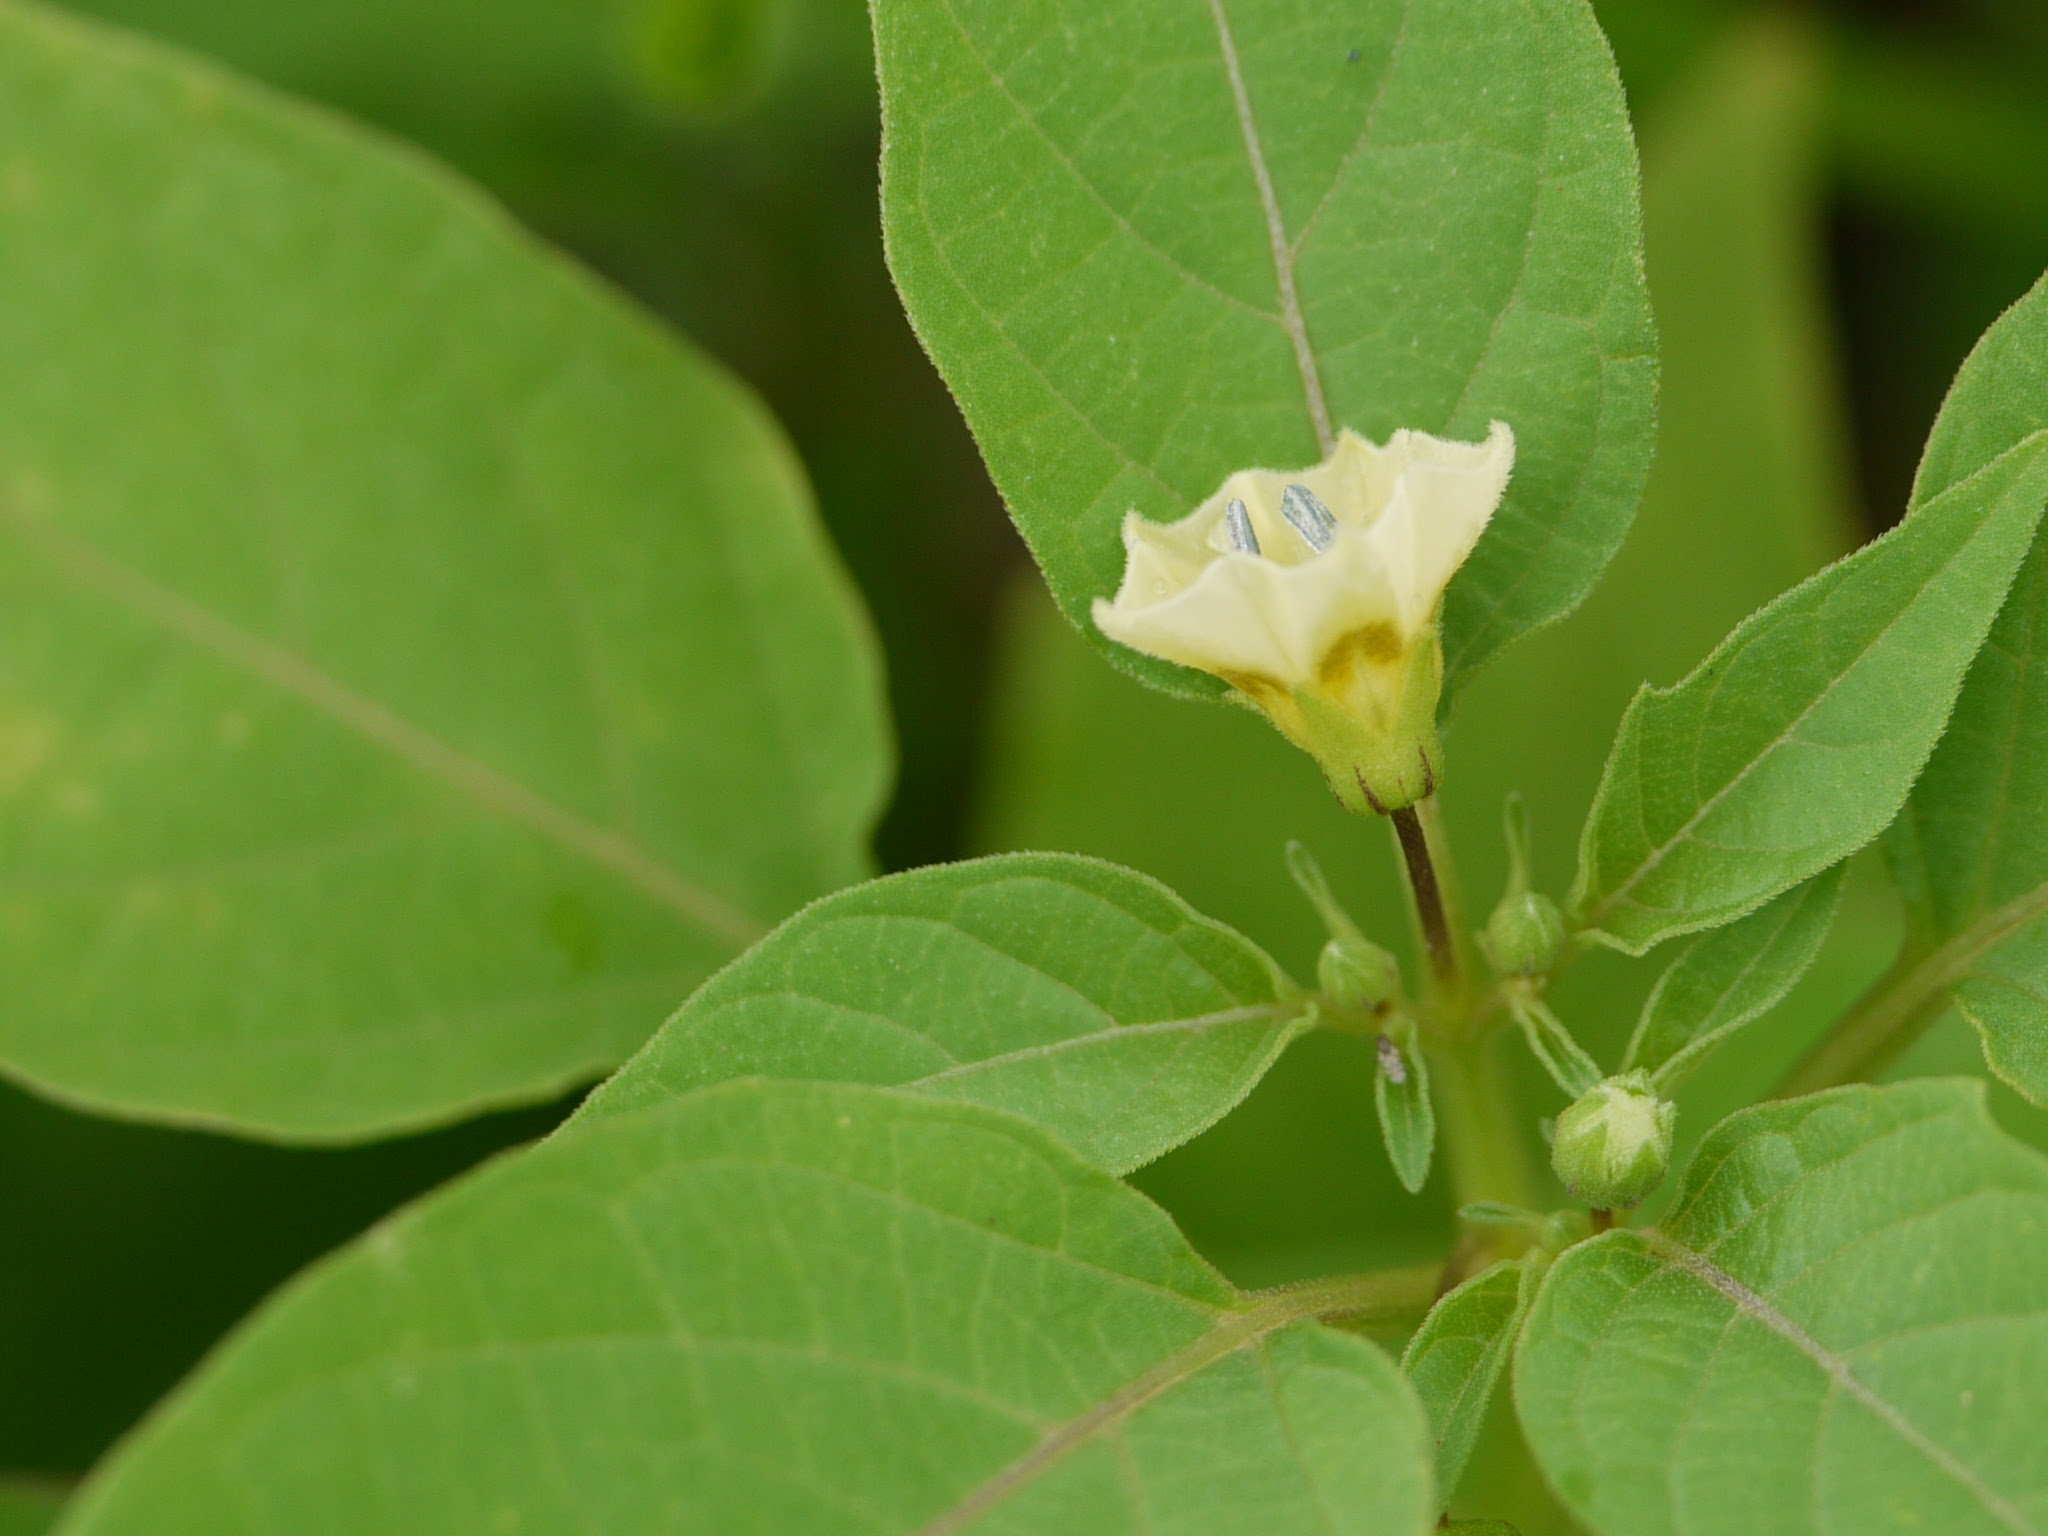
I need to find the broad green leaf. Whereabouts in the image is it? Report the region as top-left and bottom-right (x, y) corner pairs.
(1375, 1028), (1435, 1194)
(0, 1483), (63, 1536)
(580, 853), (1311, 1175)
(1517, 1080), (2048, 1536)
(0, 0), (887, 1139)
(1885, 273), (2048, 1105)
(1445, 1524), (1519, 1535)
(59, 1080), (1438, 1536)
(875, 0), (1655, 701)
(1402, 1259), (1536, 1506)
(1622, 862), (1844, 1090)
(1569, 273), (2048, 954)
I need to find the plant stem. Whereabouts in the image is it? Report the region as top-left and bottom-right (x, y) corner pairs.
(1779, 876), (2048, 1097)
(1429, 1033), (1539, 1213)
(1249, 1262), (1442, 1327)
(1774, 945), (1943, 1097)
(1391, 804), (1459, 991)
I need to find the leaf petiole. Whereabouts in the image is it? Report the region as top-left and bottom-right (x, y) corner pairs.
(1776, 874), (2048, 1096)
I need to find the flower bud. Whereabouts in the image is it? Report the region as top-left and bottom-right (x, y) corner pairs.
(1479, 792), (1567, 975)
(1549, 1072), (1676, 1210)
(1317, 935), (1400, 1011)
(1481, 889), (1567, 976)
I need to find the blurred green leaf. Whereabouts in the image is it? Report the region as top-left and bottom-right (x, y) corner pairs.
(633, 0), (795, 111)
(0, 0), (888, 1138)
(1828, 28), (2048, 246)
(1884, 273), (2048, 1105)
(1403, 1259), (1536, 1507)
(1569, 275), (2048, 954)
(60, 1081), (1438, 1536)
(581, 853), (1311, 1175)
(874, 0), (1655, 702)
(1517, 1080), (2048, 1536)
(1623, 864), (1843, 1091)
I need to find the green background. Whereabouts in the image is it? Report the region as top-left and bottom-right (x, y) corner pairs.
(0, 2), (2045, 1528)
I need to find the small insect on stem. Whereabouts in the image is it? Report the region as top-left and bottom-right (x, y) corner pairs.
(1376, 1032), (1408, 1085)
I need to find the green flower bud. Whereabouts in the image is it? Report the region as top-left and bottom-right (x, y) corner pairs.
(1479, 792), (1567, 975)
(1549, 1072), (1676, 1210)
(1481, 890), (1567, 976)
(1317, 935), (1400, 1011)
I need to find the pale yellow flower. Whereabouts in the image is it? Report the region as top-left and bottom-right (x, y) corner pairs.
(1093, 422), (1514, 812)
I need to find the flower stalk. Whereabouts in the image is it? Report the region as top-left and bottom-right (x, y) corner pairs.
(1391, 805), (1456, 989)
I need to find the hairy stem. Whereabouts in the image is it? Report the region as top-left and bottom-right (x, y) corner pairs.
(1777, 874), (2048, 1096)
(1430, 1033), (1539, 1214)
(1392, 803), (1459, 991)
(1249, 1262), (1443, 1325)
(1775, 945), (1946, 1097)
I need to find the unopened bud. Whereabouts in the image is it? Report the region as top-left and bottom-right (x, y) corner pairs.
(1482, 889), (1567, 976)
(1481, 794), (1567, 975)
(1549, 1072), (1676, 1210)
(1318, 935), (1400, 1011)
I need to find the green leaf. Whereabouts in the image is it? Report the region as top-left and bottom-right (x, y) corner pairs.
(1508, 995), (1603, 1099)
(1444, 1524), (1520, 1536)
(1374, 1026), (1435, 1194)
(580, 853), (1312, 1175)
(875, 0), (1655, 701)
(1622, 862), (1844, 1090)
(0, 0), (887, 1139)
(1402, 1259), (1537, 1507)
(1516, 1079), (2048, 1535)
(1886, 274), (2048, 1105)
(58, 1081), (1438, 1536)
(1569, 273), (2048, 954)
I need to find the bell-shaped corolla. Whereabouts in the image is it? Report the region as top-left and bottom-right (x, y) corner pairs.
(1093, 422), (1514, 813)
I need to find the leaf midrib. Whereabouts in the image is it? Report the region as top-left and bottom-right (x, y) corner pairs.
(0, 500), (768, 949)
(1638, 1229), (2038, 1536)
(1204, 0), (1333, 454)
(913, 1268), (1430, 1536)
(903, 1003), (1306, 1087)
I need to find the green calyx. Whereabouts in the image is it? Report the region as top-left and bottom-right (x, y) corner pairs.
(1293, 631), (1445, 816)
(1287, 841), (1405, 1013)
(1484, 891), (1568, 976)
(1549, 1072), (1677, 1210)
(1319, 935), (1402, 1011)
